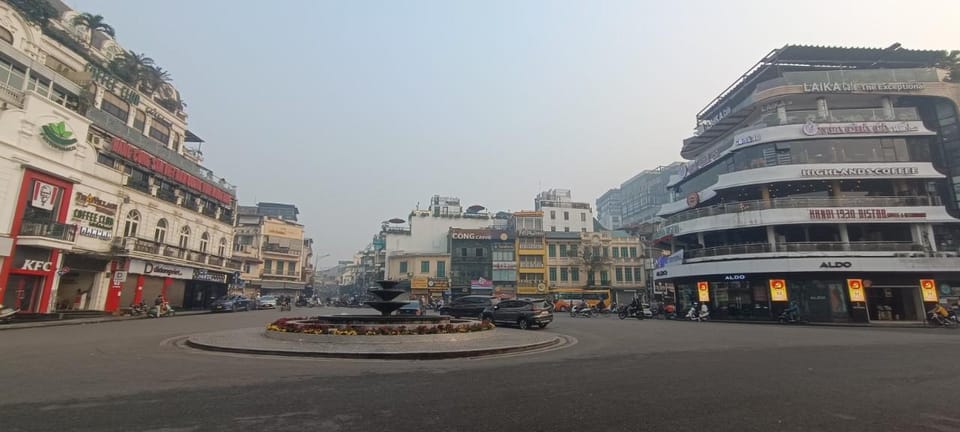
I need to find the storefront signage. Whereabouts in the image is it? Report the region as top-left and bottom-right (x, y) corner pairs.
(723, 274), (746, 281)
(193, 268), (228, 283)
(768, 279), (788, 302)
(451, 229), (493, 240)
(809, 209), (926, 220)
(654, 269), (668, 277)
(128, 259), (194, 280)
(74, 192), (118, 215)
(734, 134), (761, 146)
(85, 63), (141, 105)
(413, 277), (450, 290)
(31, 181), (59, 211)
(144, 106), (170, 123)
(21, 259), (53, 271)
(72, 209), (114, 229)
(493, 261), (516, 270)
(78, 225), (112, 240)
(820, 261), (852, 269)
(697, 106), (731, 129)
(40, 121), (78, 151)
(801, 81), (924, 93)
(920, 279), (938, 302)
(696, 281), (710, 302)
(800, 167), (919, 177)
(471, 278), (493, 289)
(847, 279), (866, 302)
(801, 120), (919, 137)
(109, 138), (233, 204)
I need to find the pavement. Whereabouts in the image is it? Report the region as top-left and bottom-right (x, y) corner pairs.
(2, 307), (960, 431)
(0, 310), (211, 331)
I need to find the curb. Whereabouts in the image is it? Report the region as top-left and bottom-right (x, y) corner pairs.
(184, 335), (564, 360)
(0, 311), (212, 331)
(663, 318), (929, 329)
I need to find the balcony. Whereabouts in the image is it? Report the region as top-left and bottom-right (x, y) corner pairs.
(684, 241), (928, 261)
(18, 220), (76, 249)
(127, 180), (151, 194)
(665, 196), (938, 226)
(0, 81), (24, 108)
(519, 261), (545, 269)
(181, 199), (199, 212)
(189, 251), (207, 264)
(208, 256), (224, 266)
(218, 211), (234, 224)
(262, 244), (302, 256)
(156, 188), (178, 204)
(225, 259), (243, 270)
(201, 206), (217, 218)
(756, 107), (920, 128)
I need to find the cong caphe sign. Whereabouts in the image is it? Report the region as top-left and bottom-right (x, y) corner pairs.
(450, 229), (493, 240)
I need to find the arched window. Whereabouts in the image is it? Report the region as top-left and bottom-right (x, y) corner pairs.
(154, 219), (168, 243)
(199, 232), (209, 253)
(123, 210), (140, 237)
(0, 27), (13, 45)
(218, 238), (227, 257)
(178, 226), (190, 249)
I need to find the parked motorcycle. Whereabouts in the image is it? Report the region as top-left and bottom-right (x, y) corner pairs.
(927, 308), (959, 328)
(618, 303), (645, 320)
(569, 304), (596, 318)
(148, 302), (176, 318)
(130, 302), (148, 316)
(685, 303), (709, 322)
(0, 304), (18, 323)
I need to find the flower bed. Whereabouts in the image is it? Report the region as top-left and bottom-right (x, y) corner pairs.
(266, 317), (495, 336)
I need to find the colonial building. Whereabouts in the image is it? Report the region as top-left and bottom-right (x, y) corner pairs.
(513, 210), (547, 296)
(234, 208), (306, 297)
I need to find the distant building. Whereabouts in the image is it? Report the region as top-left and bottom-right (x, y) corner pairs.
(618, 163), (684, 228)
(535, 189), (594, 233)
(596, 189), (623, 230)
(252, 202), (299, 221)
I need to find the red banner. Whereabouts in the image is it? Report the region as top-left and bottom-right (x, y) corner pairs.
(110, 137), (233, 204)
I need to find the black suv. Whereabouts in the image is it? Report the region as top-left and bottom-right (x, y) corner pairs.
(481, 299), (553, 330)
(439, 295), (498, 319)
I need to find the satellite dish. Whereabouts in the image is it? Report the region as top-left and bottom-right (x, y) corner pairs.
(466, 205), (486, 213)
(388, 218), (405, 224)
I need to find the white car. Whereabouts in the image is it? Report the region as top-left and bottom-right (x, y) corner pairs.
(258, 295), (278, 309)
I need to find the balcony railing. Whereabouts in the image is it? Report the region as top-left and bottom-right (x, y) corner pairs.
(0, 81), (25, 108)
(19, 220), (76, 242)
(156, 188), (178, 204)
(665, 196), (937, 226)
(263, 244), (302, 256)
(685, 241), (922, 259)
(133, 238), (160, 254)
(201, 206), (217, 218)
(519, 261), (545, 268)
(218, 212), (234, 224)
(127, 180), (150, 194)
(517, 280), (545, 288)
(208, 256), (224, 266)
(225, 259), (242, 270)
(758, 107), (920, 128)
(182, 199), (199, 212)
(190, 252), (207, 264)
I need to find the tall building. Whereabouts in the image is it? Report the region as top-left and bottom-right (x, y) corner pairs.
(653, 44), (960, 324)
(513, 211), (547, 296)
(253, 202), (299, 222)
(0, 1), (241, 313)
(535, 189), (593, 233)
(596, 189), (622, 230)
(619, 163), (684, 228)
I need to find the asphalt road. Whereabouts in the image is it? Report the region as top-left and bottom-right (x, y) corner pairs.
(2, 308), (960, 432)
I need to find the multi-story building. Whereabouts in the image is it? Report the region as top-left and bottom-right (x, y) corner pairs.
(546, 231), (582, 290)
(513, 211), (547, 296)
(387, 251), (449, 298)
(491, 228), (516, 298)
(234, 209), (306, 296)
(536, 189), (593, 233)
(448, 228), (494, 296)
(596, 189), (622, 230)
(653, 44), (960, 324)
(0, 1), (240, 313)
(614, 163), (685, 230)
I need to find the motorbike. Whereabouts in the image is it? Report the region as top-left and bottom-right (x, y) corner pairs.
(686, 304), (709, 322)
(0, 304), (18, 323)
(618, 303), (645, 320)
(778, 310), (802, 324)
(295, 298), (309, 307)
(130, 302), (148, 316)
(927, 309), (959, 328)
(148, 302), (176, 318)
(280, 299), (292, 312)
(569, 304), (596, 318)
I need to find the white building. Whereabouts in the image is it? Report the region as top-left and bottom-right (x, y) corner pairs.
(535, 189), (594, 233)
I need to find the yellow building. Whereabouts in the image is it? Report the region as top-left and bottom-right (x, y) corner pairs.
(386, 252), (450, 298)
(514, 211), (548, 296)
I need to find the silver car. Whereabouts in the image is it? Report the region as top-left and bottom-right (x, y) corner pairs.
(258, 295), (278, 309)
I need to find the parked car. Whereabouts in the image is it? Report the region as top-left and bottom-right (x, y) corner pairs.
(258, 295), (278, 309)
(439, 295), (500, 319)
(397, 300), (426, 316)
(481, 299), (553, 329)
(211, 295), (255, 312)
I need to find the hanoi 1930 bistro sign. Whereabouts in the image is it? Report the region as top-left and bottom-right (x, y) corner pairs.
(808, 209), (926, 220)
(109, 137), (233, 204)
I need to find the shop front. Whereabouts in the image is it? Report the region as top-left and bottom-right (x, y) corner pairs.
(54, 254), (110, 311)
(118, 259), (227, 309)
(183, 268), (230, 310)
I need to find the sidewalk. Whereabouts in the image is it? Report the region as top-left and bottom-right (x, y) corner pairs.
(0, 310), (211, 331)
(694, 318), (928, 329)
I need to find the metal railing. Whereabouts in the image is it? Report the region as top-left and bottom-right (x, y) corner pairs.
(127, 180), (150, 194)
(208, 256), (224, 266)
(685, 241), (921, 259)
(665, 196), (936, 226)
(133, 238), (160, 254)
(156, 188), (178, 204)
(225, 260), (243, 270)
(263, 244), (302, 256)
(19, 220), (76, 242)
(0, 81), (24, 108)
(758, 107), (920, 128)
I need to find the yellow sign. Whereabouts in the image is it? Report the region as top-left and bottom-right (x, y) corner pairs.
(920, 279), (938, 302)
(847, 279), (865, 302)
(696, 281), (710, 302)
(769, 279), (788, 302)
(411, 277), (428, 289)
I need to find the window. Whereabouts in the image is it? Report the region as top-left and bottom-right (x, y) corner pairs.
(27, 75), (51, 97)
(587, 271), (595, 284)
(436, 261), (446, 278)
(559, 244), (567, 257)
(550, 210), (556, 219)
(581, 213), (586, 222)
(618, 247), (626, 257)
(154, 219), (167, 243)
(550, 226), (556, 232)
(570, 245), (578, 257)
(548, 244), (556, 257)
(264, 260), (272, 273)
(199, 232), (209, 253)
(101, 91), (129, 122)
(613, 247), (620, 258)
(600, 271), (610, 284)
(592, 246), (600, 257)
(475, 248), (484, 257)
(276, 260), (284, 274)
(571, 268), (580, 282)
(218, 238), (227, 256)
(560, 267), (568, 281)
(625, 267), (633, 282)
(629, 247), (637, 258)
(616, 267), (624, 282)
(602, 247), (609, 257)
(493, 249), (514, 261)
(123, 210), (140, 237)
(149, 118), (171, 145)
(96, 152), (117, 169)
(460, 247), (468, 257)
(549, 267), (557, 282)
(399, 261), (408, 274)
(581, 228), (587, 232)
(421, 261), (430, 273)
(0, 58), (25, 90)
(564, 211), (569, 220)
(564, 227), (570, 232)
(178, 226), (190, 249)
(634, 268), (643, 282)
(242, 263), (251, 273)
(0, 27), (12, 44)
(133, 110), (146, 132)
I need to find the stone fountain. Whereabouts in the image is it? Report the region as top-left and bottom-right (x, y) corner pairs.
(364, 280), (407, 316)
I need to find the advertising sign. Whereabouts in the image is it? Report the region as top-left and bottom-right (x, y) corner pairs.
(451, 229), (494, 240)
(769, 279), (788, 302)
(847, 279), (865, 302)
(697, 281), (710, 302)
(31, 181), (58, 210)
(920, 279), (938, 302)
(471, 278), (493, 290)
(128, 259), (193, 280)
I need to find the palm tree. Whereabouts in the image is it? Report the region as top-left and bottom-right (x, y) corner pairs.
(108, 50), (153, 86)
(140, 65), (171, 94)
(71, 13), (115, 44)
(938, 50), (960, 83)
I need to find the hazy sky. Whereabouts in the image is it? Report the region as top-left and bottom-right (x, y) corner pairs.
(70, 0), (959, 264)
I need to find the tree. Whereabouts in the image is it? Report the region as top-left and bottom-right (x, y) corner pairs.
(108, 50), (153, 86)
(938, 50), (960, 83)
(141, 65), (171, 95)
(71, 12), (115, 44)
(8, 0), (58, 27)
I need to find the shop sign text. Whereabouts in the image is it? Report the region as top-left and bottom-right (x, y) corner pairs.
(73, 209), (114, 229)
(110, 138), (233, 204)
(801, 81), (924, 93)
(85, 63), (141, 105)
(808, 208), (926, 220)
(820, 261), (852, 268)
(75, 192), (118, 215)
(800, 167), (919, 177)
(21, 260), (53, 271)
(802, 121), (919, 137)
(78, 225), (112, 240)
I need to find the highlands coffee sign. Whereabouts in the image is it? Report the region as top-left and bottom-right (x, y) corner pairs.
(800, 167), (919, 177)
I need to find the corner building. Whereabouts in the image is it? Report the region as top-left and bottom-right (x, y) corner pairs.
(653, 45), (960, 324)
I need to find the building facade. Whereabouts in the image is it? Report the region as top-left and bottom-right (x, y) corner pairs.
(234, 213), (306, 296)
(653, 44), (960, 324)
(535, 189), (594, 233)
(596, 189), (622, 230)
(448, 228), (494, 296)
(513, 211), (547, 296)
(0, 1), (239, 313)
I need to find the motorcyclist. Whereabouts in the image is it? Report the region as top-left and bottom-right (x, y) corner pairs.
(596, 299), (607, 313)
(783, 300), (800, 321)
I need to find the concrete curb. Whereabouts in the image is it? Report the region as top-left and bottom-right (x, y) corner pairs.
(0, 311), (211, 331)
(184, 333), (564, 360)
(664, 318), (929, 329)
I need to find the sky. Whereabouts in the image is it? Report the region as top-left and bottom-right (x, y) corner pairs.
(69, 0), (960, 264)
